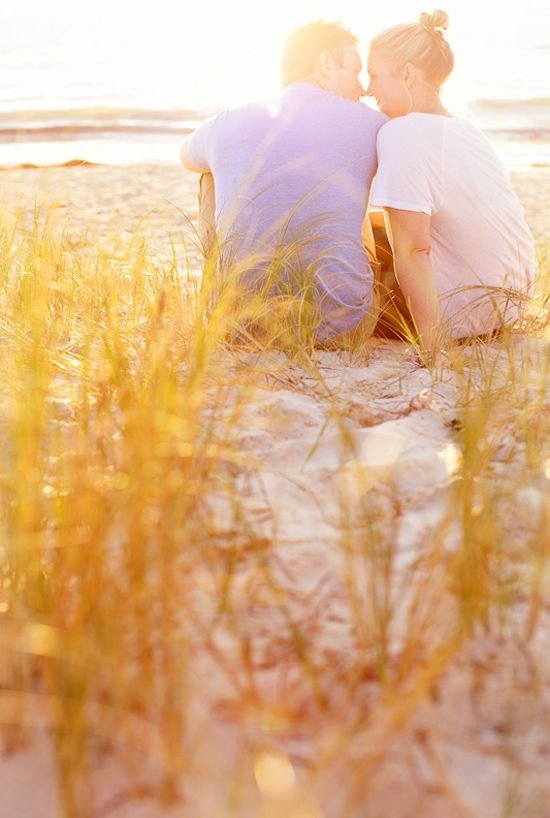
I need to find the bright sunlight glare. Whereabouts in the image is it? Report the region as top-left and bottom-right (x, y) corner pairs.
(5, 0), (549, 110)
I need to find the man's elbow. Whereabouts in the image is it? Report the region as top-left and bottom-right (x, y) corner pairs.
(180, 138), (206, 173)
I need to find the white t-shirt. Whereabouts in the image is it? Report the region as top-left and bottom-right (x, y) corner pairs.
(370, 113), (535, 339)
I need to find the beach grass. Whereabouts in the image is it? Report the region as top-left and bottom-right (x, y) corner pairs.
(0, 205), (549, 817)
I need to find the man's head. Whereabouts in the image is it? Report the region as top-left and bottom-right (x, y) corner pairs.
(281, 20), (364, 101)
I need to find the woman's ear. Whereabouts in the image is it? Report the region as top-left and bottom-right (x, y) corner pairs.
(402, 62), (416, 88)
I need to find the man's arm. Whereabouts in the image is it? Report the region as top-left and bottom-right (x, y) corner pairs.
(180, 135), (209, 173)
(362, 210), (377, 263)
(385, 208), (441, 352)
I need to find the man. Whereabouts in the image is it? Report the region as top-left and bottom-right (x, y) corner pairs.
(180, 21), (387, 347)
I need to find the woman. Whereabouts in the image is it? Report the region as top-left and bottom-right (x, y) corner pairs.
(367, 10), (535, 353)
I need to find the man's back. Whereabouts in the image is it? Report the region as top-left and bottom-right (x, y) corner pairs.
(187, 83), (387, 342)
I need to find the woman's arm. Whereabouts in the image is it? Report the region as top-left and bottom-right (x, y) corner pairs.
(385, 207), (441, 352)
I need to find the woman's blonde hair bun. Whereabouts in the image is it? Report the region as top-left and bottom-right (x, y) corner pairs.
(370, 8), (454, 88)
(419, 10), (449, 31)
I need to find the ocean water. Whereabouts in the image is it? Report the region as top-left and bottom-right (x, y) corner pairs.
(1, 2), (549, 171)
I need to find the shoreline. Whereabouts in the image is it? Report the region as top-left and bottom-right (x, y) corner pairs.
(1, 157), (549, 171)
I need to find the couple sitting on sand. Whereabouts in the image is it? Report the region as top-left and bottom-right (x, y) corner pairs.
(181, 11), (535, 356)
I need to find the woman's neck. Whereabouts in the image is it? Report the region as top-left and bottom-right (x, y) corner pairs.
(411, 83), (451, 116)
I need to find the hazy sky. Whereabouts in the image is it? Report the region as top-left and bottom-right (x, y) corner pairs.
(4, 0), (549, 108)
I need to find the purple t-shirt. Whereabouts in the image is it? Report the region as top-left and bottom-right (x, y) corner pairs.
(187, 83), (387, 342)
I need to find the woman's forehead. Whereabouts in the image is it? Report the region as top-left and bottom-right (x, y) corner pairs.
(367, 53), (391, 73)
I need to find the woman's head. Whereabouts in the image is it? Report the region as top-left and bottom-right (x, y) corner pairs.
(367, 10), (454, 118)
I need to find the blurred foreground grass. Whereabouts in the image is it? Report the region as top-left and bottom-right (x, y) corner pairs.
(0, 208), (549, 818)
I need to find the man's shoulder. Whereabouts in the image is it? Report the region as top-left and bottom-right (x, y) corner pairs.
(216, 100), (272, 124)
(333, 99), (389, 134)
(311, 91), (386, 121)
(215, 94), (386, 127)
(359, 103), (389, 129)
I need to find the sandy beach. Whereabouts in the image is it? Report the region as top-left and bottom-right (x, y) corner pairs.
(1, 161), (548, 265)
(1, 161), (549, 818)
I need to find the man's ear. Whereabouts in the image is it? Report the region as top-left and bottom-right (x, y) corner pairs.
(402, 62), (416, 88)
(318, 50), (332, 78)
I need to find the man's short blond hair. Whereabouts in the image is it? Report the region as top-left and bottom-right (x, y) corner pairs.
(281, 20), (358, 87)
